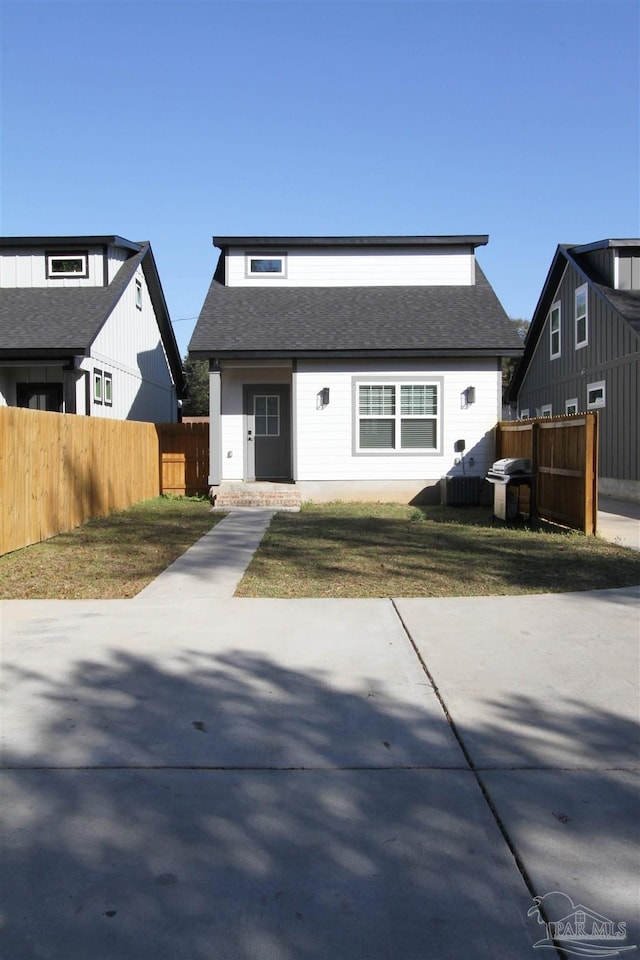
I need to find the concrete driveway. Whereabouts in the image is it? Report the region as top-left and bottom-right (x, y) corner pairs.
(1, 588), (638, 960)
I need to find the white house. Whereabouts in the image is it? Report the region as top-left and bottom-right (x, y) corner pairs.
(0, 235), (185, 421)
(189, 235), (523, 504)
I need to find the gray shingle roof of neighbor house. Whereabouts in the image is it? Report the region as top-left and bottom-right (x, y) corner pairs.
(0, 238), (186, 395)
(190, 240), (522, 358)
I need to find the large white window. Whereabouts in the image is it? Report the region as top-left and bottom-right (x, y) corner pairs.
(549, 301), (561, 358)
(575, 284), (588, 348)
(355, 380), (440, 453)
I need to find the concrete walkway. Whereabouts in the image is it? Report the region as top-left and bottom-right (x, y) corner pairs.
(1, 504), (638, 959)
(598, 495), (640, 550)
(2, 585), (638, 959)
(135, 509), (276, 600)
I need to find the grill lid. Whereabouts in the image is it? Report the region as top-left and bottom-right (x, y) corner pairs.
(488, 457), (532, 477)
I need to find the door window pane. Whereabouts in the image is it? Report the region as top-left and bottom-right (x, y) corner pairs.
(254, 395), (280, 435)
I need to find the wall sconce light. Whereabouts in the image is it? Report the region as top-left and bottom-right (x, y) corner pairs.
(461, 386), (476, 408)
(317, 387), (330, 409)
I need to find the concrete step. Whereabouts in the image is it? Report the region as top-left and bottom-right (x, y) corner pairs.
(212, 483), (301, 511)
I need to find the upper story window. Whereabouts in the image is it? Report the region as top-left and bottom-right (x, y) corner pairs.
(46, 251), (88, 279)
(566, 398), (578, 415)
(245, 253), (287, 278)
(135, 279), (142, 309)
(575, 284), (588, 349)
(549, 301), (561, 358)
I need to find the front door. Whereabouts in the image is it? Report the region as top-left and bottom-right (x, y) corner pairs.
(244, 384), (291, 480)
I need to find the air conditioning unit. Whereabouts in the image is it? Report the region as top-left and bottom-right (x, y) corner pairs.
(441, 476), (483, 506)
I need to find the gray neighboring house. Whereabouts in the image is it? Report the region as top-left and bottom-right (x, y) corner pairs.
(189, 234), (523, 503)
(0, 236), (186, 422)
(507, 239), (640, 501)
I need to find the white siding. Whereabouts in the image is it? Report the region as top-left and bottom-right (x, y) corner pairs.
(220, 364), (293, 480)
(87, 265), (177, 422)
(218, 359), (501, 482)
(226, 246), (475, 287)
(0, 243), (134, 288)
(294, 359), (500, 482)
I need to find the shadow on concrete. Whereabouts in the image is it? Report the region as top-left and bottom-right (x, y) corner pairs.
(0, 645), (565, 960)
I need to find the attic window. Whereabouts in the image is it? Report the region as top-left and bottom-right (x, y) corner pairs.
(135, 279), (142, 309)
(246, 254), (287, 278)
(46, 252), (88, 279)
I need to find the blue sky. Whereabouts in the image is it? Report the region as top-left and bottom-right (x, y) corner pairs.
(1, 0), (638, 357)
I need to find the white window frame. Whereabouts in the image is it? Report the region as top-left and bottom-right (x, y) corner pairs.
(539, 404), (553, 418)
(135, 279), (142, 309)
(520, 409), (530, 420)
(575, 283), (588, 349)
(353, 378), (442, 455)
(586, 380), (605, 409)
(565, 398), (578, 415)
(104, 372), (113, 407)
(549, 301), (561, 359)
(46, 252), (88, 279)
(93, 368), (103, 405)
(245, 253), (287, 279)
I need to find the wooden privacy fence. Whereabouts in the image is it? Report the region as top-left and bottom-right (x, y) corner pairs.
(0, 408), (160, 556)
(158, 421), (209, 498)
(495, 413), (598, 534)
(0, 410), (211, 557)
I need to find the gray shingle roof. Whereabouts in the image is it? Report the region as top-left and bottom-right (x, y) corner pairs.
(190, 265), (522, 357)
(0, 249), (142, 356)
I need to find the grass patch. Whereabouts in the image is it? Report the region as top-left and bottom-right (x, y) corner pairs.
(236, 501), (640, 598)
(0, 496), (223, 600)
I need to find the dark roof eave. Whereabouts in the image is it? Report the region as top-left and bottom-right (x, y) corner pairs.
(0, 348), (88, 360)
(0, 235), (142, 251)
(213, 235), (489, 250)
(189, 347), (522, 360)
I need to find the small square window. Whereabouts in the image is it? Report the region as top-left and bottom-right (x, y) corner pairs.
(587, 380), (605, 409)
(246, 253), (287, 278)
(93, 369), (103, 404)
(520, 409), (530, 420)
(540, 404), (553, 418)
(566, 398), (578, 415)
(135, 280), (142, 309)
(46, 251), (88, 279)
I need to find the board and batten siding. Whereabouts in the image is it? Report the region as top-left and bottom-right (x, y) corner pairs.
(88, 264), (178, 422)
(0, 244), (116, 288)
(517, 262), (639, 488)
(225, 246), (476, 287)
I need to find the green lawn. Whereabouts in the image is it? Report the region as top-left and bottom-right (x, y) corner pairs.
(236, 501), (640, 598)
(0, 496), (223, 599)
